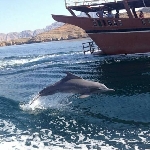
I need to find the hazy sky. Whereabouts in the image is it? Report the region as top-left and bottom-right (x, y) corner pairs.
(0, 0), (71, 33)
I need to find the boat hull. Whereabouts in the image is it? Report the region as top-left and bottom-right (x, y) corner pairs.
(52, 14), (150, 55)
(89, 31), (150, 55)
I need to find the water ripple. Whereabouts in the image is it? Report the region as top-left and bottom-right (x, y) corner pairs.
(0, 40), (150, 149)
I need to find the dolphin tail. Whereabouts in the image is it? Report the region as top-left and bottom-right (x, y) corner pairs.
(30, 94), (40, 105)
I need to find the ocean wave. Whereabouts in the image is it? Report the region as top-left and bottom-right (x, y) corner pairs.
(0, 51), (83, 70)
(0, 119), (115, 150)
(1, 40), (150, 150)
(0, 114), (149, 150)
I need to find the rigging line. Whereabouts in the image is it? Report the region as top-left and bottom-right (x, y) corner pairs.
(142, 0), (146, 7)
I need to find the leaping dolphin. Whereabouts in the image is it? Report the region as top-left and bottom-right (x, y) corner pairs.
(30, 72), (114, 104)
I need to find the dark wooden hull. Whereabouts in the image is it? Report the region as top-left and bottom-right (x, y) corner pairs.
(52, 14), (150, 55)
(89, 31), (150, 55)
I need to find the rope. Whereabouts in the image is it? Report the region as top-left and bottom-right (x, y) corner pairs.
(142, 0), (146, 7)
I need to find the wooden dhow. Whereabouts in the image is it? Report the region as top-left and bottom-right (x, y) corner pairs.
(52, 0), (150, 55)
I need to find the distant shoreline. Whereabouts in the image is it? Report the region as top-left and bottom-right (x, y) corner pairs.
(0, 24), (88, 47)
(0, 37), (89, 47)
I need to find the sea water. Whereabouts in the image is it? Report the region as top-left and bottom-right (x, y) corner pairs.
(0, 38), (150, 150)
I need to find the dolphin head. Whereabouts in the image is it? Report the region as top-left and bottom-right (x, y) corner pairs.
(105, 88), (115, 92)
(96, 83), (115, 93)
(98, 87), (115, 92)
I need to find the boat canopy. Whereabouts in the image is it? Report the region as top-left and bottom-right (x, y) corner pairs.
(64, 0), (150, 12)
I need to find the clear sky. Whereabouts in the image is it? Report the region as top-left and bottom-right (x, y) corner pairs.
(0, 0), (71, 34)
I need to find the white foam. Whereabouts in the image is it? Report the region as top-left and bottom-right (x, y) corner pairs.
(1, 118), (149, 150)
(19, 93), (72, 114)
(19, 97), (45, 114)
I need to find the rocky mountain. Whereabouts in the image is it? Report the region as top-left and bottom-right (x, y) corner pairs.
(0, 33), (6, 41)
(0, 22), (64, 42)
(44, 22), (64, 31)
(0, 24), (88, 46)
(32, 24), (88, 42)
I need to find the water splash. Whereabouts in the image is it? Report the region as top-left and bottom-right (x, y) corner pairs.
(19, 96), (44, 114)
(29, 94), (40, 105)
(19, 93), (73, 114)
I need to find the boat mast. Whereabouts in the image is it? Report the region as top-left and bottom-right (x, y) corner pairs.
(123, 0), (133, 18)
(64, 0), (76, 16)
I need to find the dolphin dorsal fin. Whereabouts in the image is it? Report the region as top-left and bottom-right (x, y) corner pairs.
(64, 72), (82, 79)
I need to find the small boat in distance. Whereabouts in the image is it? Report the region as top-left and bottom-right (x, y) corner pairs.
(52, 0), (150, 55)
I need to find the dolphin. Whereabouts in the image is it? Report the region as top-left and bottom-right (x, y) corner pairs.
(30, 72), (114, 104)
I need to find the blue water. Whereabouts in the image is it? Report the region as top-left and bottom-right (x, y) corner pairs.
(0, 38), (150, 150)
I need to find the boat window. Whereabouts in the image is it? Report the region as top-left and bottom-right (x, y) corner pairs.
(113, 20), (118, 26)
(102, 20), (107, 26)
(92, 19), (98, 26)
(107, 20), (113, 26)
(97, 20), (103, 26)
(118, 20), (122, 26)
(141, 19), (146, 25)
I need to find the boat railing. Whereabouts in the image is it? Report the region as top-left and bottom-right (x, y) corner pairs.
(82, 40), (100, 54)
(64, 0), (140, 7)
(65, 0), (117, 7)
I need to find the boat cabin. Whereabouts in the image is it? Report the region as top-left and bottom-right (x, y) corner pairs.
(65, 0), (150, 19)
